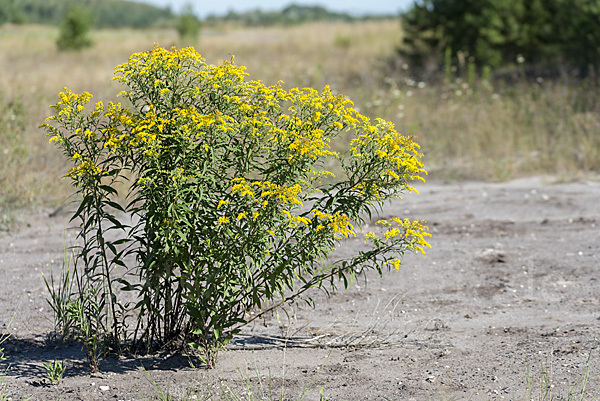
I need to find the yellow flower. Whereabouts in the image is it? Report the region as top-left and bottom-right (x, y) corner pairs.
(231, 178), (255, 198)
(84, 129), (96, 140)
(376, 150), (387, 159)
(386, 170), (400, 181)
(331, 213), (355, 238)
(311, 211), (355, 238)
(292, 216), (311, 226)
(379, 217), (432, 255)
(385, 228), (401, 241)
(365, 232), (379, 242)
(65, 158), (103, 179)
(390, 259), (401, 271)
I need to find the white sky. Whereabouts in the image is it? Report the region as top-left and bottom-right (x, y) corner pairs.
(132, 0), (414, 18)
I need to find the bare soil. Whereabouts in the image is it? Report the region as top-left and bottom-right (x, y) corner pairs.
(1, 177), (599, 400)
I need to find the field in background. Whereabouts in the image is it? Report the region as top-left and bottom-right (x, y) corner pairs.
(1, 20), (599, 216)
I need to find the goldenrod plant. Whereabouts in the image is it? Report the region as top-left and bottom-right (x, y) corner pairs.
(41, 46), (429, 368)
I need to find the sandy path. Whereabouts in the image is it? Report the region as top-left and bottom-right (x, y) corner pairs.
(1, 177), (599, 400)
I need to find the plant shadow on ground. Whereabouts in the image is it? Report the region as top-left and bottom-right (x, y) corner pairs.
(2, 337), (89, 383)
(1, 336), (211, 382)
(2, 333), (317, 381)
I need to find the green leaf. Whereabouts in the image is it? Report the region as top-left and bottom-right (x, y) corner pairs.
(99, 185), (118, 197)
(70, 194), (92, 222)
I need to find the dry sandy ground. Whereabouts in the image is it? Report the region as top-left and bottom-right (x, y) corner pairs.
(1, 177), (599, 401)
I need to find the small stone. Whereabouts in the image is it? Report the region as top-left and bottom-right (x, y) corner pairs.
(99, 385), (110, 391)
(478, 248), (506, 264)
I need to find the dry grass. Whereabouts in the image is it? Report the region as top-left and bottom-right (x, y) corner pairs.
(0, 20), (598, 214)
(368, 81), (600, 180)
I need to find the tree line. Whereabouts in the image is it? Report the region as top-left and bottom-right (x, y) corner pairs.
(204, 4), (388, 27)
(0, 0), (392, 29)
(0, 0), (175, 29)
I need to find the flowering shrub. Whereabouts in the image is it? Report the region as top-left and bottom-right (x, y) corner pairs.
(41, 46), (430, 367)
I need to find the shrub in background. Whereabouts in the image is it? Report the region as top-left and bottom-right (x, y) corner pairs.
(56, 5), (93, 51)
(41, 46), (429, 367)
(176, 4), (200, 43)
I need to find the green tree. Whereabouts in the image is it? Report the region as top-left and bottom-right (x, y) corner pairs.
(551, 0), (600, 75)
(0, 0), (25, 24)
(399, 0), (600, 77)
(176, 4), (200, 43)
(56, 5), (93, 51)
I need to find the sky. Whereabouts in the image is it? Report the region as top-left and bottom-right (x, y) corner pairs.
(132, 0), (415, 18)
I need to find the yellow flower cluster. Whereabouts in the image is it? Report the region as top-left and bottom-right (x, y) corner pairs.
(113, 45), (205, 87)
(388, 259), (402, 271)
(43, 88), (92, 123)
(368, 217), (432, 255)
(349, 118), (426, 193)
(205, 58), (249, 88)
(215, 178), (306, 233)
(174, 107), (235, 141)
(275, 86), (352, 162)
(230, 178), (303, 206)
(287, 127), (333, 161)
(225, 177), (356, 239)
(65, 153), (103, 179)
(312, 210), (355, 238)
(102, 101), (171, 157)
(354, 181), (383, 199)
